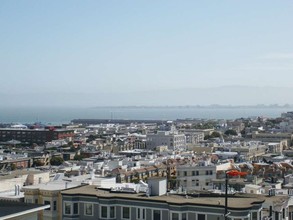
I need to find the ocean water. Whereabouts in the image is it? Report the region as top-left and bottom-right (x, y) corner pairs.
(0, 106), (292, 124)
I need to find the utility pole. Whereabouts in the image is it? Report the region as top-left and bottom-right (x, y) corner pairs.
(224, 169), (247, 220)
(225, 172), (228, 220)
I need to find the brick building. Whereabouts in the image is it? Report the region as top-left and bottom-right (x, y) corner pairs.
(0, 128), (74, 144)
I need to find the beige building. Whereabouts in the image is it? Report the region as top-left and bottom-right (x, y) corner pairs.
(252, 131), (293, 148)
(22, 180), (81, 220)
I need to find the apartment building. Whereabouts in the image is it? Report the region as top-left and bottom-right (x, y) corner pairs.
(0, 128), (74, 144)
(179, 130), (204, 144)
(61, 183), (265, 220)
(177, 161), (216, 191)
(146, 131), (186, 150)
(252, 131), (293, 147)
(22, 175), (90, 220)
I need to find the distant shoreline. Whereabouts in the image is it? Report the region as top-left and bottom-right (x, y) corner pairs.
(1, 105), (292, 124)
(93, 104), (293, 109)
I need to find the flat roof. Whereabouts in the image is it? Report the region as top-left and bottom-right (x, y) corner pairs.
(61, 185), (268, 209)
(23, 181), (81, 191)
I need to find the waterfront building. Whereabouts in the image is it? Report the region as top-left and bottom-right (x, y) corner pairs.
(0, 128), (74, 144)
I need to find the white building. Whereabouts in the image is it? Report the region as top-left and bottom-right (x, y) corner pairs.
(146, 130), (186, 150)
(179, 130), (204, 144)
(245, 184), (264, 194)
(177, 160), (216, 191)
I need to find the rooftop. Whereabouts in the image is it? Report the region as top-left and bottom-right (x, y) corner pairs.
(61, 185), (271, 209)
(0, 169), (46, 180)
(22, 180), (81, 191)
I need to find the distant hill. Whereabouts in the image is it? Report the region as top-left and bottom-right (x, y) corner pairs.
(1, 86), (293, 107)
(114, 86), (293, 106)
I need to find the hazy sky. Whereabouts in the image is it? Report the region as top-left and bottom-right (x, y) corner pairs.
(1, 1), (293, 106)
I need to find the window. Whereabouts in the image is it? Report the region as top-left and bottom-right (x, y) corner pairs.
(122, 207), (130, 219)
(100, 205), (115, 219)
(64, 202), (71, 215)
(44, 200), (51, 211)
(196, 171), (199, 176)
(184, 171), (187, 176)
(73, 203), (79, 214)
(63, 202), (78, 215)
(25, 199), (32, 203)
(53, 201), (57, 211)
(172, 213), (179, 220)
(153, 210), (161, 220)
(101, 206), (107, 218)
(182, 213), (187, 220)
(171, 212), (188, 220)
(198, 214), (205, 220)
(252, 212), (257, 220)
(110, 206), (115, 218)
(137, 208), (146, 220)
(192, 171), (195, 176)
(84, 203), (93, 216)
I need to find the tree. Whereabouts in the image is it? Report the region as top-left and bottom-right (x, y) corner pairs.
(192, 122), (215, 129)
(33, 160), (44, 167)
(50, 157), (64, 166)
(204, 131), (221, 140)
(74, 154), (84, 161)
(224, 129), (238, 136)
(10, 164), (16, 170)
(240, 129), (246, 137)
(86, 135), (97, 143)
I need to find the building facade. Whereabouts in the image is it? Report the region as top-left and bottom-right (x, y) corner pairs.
(0, 128), (74, 144)
(177, 161), (216, 191)
(146, 131), (186, 150)
(61, 184), (264, 220)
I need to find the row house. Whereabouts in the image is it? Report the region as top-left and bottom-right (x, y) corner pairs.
(112, 164), (168, 183)
(61, 184), (266, 220)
